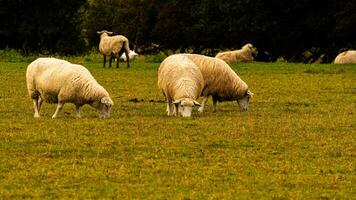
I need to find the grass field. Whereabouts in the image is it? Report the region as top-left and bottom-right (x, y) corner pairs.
(0, 59), (355, 199)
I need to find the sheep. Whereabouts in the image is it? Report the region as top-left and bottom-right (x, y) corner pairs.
(333, 50), (356, 64)
(26, 58), (114, 118)
(158, 54), (203, 117)
(185, 54), (253, 112)
(215, 43), (258, 63)
(120, 49), (138, 62)
(97, 30), (130, 68)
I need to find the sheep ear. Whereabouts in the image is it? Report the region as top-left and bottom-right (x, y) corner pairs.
(107, 31), (114, 35)
(96, 31), (102, 34)
(193, 100), (201, 106)
(173, 100), (181, 105)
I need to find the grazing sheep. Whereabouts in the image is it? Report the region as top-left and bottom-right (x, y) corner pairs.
(26, 58), (114, 118)
(158, 54), (203, 117)
(334, 50), (356, 64)
(97, 30), (130, 68)
(215, 43), (257, 63)
(120, 50), (138, 61)
(185, 54), (253, 112)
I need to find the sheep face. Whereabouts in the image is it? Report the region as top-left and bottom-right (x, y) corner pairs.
(173, 98), (201, 117)
(237, 90), (253, 111)
(243, 43), (258, 56)
(92, 97), (114, 118)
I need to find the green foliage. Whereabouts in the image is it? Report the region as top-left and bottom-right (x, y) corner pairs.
(0, 48), (26, 62)
(0, 0), (87, 54)
(2, 0), (355, 62)
(0, 61), (355, 198)
(0, 48), (37, 62)
(143, 52), (167, 63)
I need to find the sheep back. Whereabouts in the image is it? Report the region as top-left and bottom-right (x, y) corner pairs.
(334, 50), (356, 64)
(26, 58), (109, 105)
(216, 49), (252, 62)
(99, 35), (129, 56)
(185, 54), (248, 101)
(215, 43), (256, 63)
(158, 54), (204, 101)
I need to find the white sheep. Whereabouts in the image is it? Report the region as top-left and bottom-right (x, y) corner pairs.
(97, 30), (130, 68)
(215, 43), (257, 63)
(26, 58), (114, 118)
(120, 50), (138, 61)
(333, 50), (356, 64)
(158, 54), (203, 117)
(185, 54), (253, 112)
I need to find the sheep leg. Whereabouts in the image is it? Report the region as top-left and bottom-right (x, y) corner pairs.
(75, 105), (81, 118)
(173, 104), (179, 116)
(32, 99), (40, 118)
(125, 50), (130, 68)
(103, 55), (106, 68)
(166, 103), (172, 116)
(166, 100), (175, 116)
(212, 96), (218, 112)
(116, 54), (120, 68)
(52, 102), (64, 119)
(109, 56), (113, 68)
(37, 96), (43, 112)
(198, 96), (209, 113)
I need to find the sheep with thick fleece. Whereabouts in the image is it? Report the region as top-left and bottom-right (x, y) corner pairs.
(215, 43), (257, 63)
(334, 50), (356, 64)
(97, 30), (130, 68)
(26, 58), (114, 118)
(158, 54), (203, 117)
(185, 54), (253, 112)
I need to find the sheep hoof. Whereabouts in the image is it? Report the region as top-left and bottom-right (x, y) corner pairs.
(198, 107), (204, 113)
(34, 114), (40, 118)
(51, 115), (57, 119)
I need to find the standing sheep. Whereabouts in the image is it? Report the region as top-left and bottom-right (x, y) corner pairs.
(185, 54), (253, 112)
(97, 30), (130, 68)
(333, 50), (356, 64)
(26, 58), (114, 118)
(215, 43), (258, 63)
(158, 54), (203, 117)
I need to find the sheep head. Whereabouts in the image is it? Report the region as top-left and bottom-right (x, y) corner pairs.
(242, 43), (258, 56)
(237, 89), (253, 111)
(173, 98), (201, 117)
(91, 96), (114, 118)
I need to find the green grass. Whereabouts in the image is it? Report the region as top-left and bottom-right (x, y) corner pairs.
(0, 59), (355, 199)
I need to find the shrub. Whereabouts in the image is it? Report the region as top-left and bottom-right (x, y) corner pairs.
(143, 52), (167, 63)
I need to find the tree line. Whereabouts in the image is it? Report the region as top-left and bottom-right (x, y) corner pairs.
(0, 0), (355, 62)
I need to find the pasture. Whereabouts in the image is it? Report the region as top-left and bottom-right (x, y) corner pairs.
(0, 59), (355, 199)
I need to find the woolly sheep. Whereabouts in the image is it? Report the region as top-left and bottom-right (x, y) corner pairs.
(334, 50), (356, 64)
(97, 30), (130, 68)
(26, 58), (114, 118)
(215, 43), (257, 63)
(185, 54), (253, 112)
(120, 50), (138, 61)
(158, 54), (203, 117)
